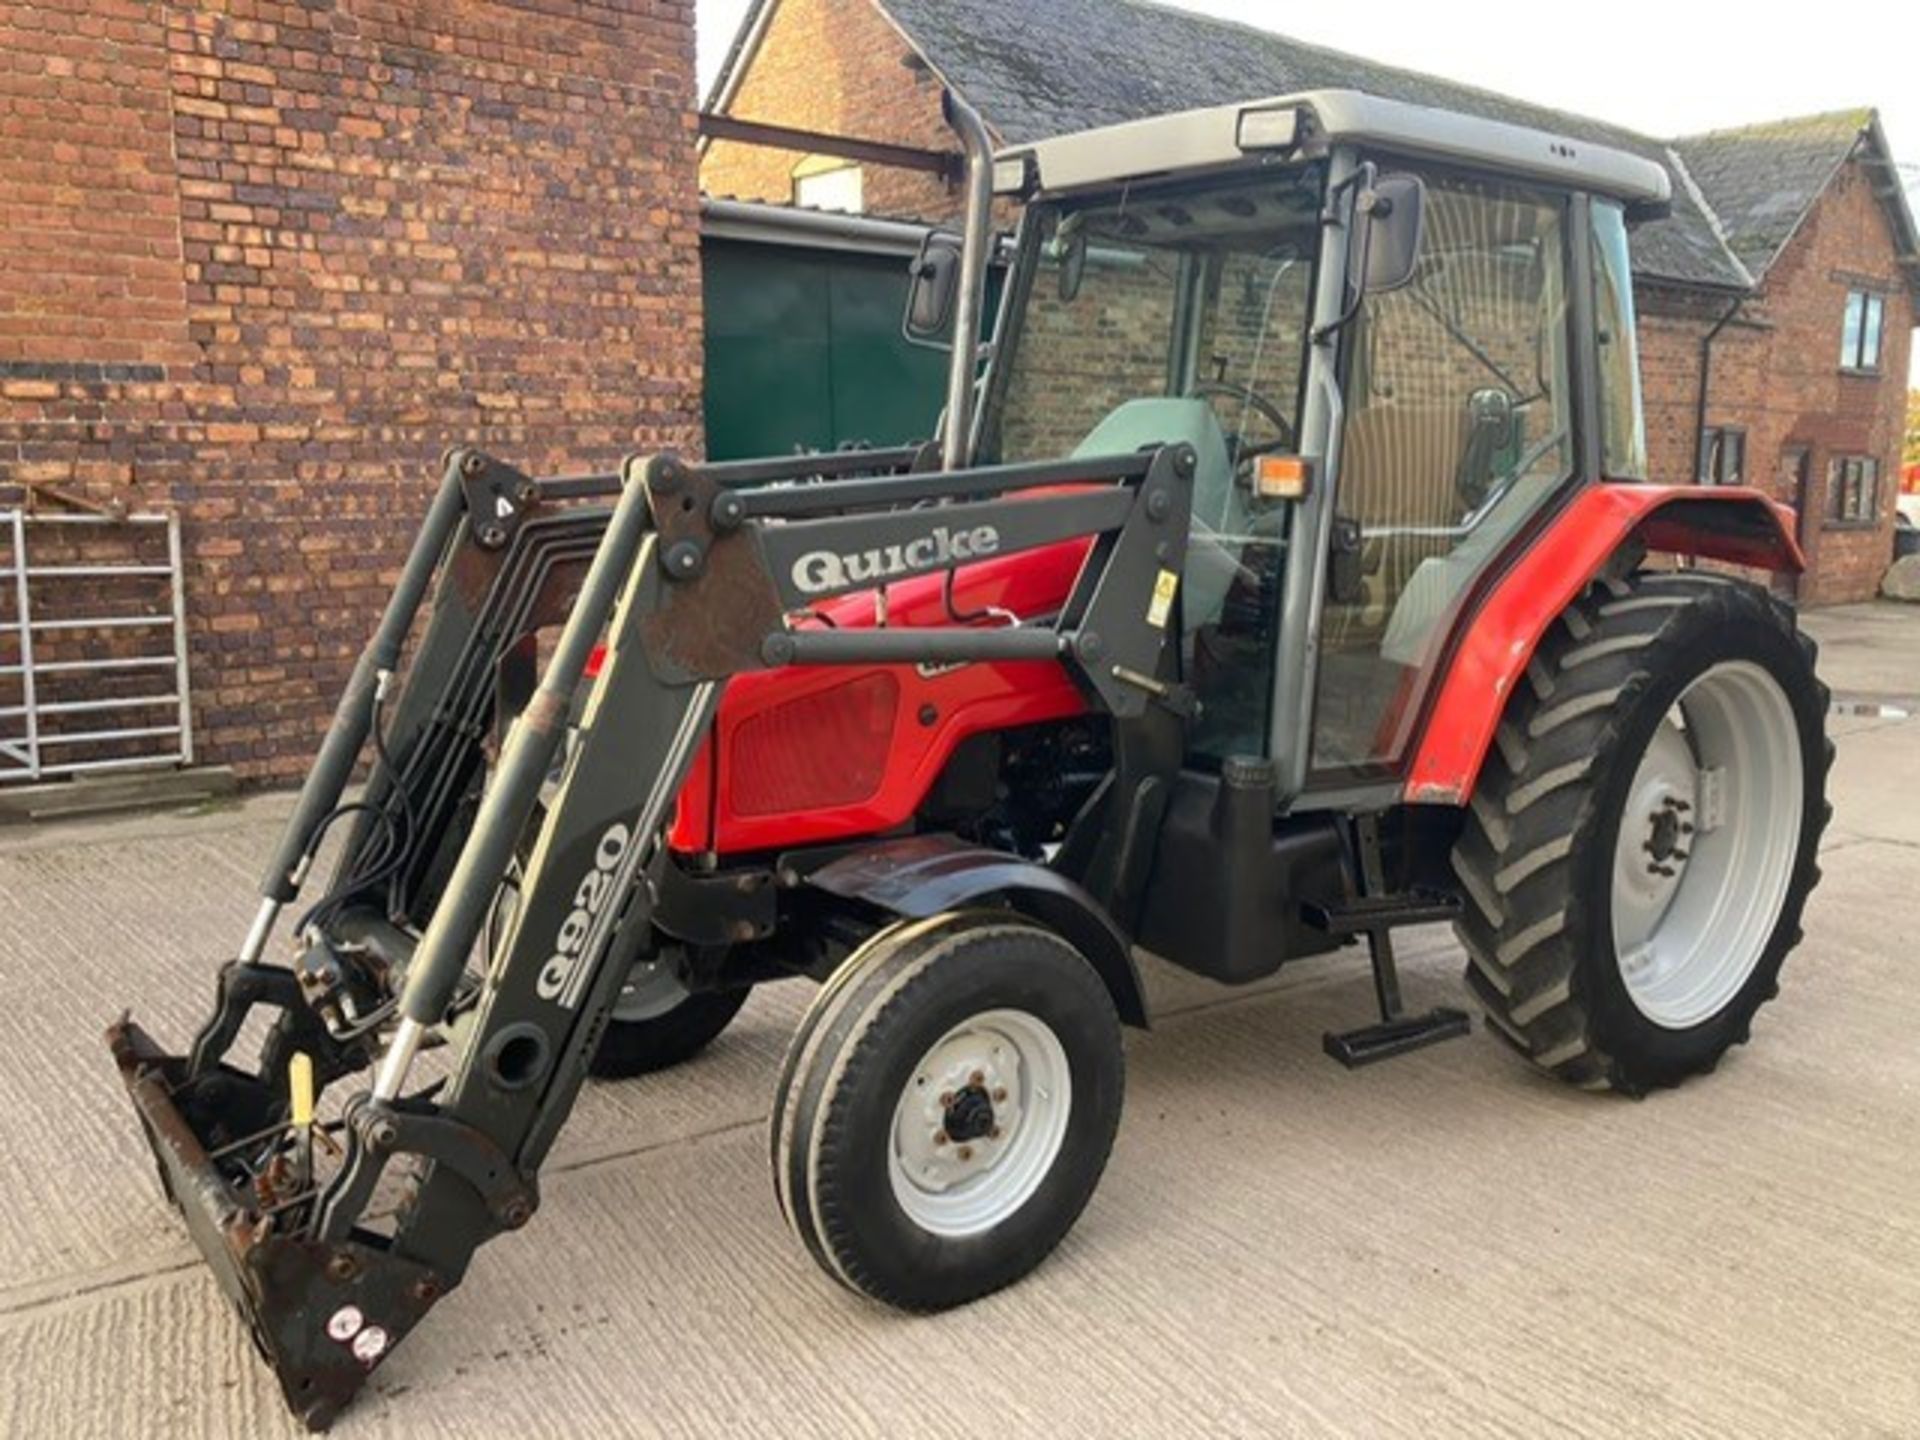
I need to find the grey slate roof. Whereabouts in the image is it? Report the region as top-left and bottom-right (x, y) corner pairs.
(713, 0), (1914, 296)
(870, 0), (1748, 289)
(1672, 110), (1876, 277)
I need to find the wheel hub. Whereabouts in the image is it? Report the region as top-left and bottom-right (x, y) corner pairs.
(887, 1009), (1071, 1238)
(1610, 661), (1804, 1030)
(896, 1036), (1022, 1192)
(608, 956), (693, 1024)
(942, 1083), (997, 1144)
(1641, 796), (1693, 871)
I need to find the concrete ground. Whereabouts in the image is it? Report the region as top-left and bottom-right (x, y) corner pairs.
(1, 603), (1916, 1439)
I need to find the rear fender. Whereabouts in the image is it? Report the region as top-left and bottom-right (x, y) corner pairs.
(1405, 483), (1802, 807)
(804, 833), (1149, 1027)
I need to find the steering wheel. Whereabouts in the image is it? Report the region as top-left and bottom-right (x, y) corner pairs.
(1189, 380), (1296, 465)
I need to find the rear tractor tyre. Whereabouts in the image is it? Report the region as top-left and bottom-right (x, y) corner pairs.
(1452, 570), (1831, 1095)
(773, 915), (1123, 1310)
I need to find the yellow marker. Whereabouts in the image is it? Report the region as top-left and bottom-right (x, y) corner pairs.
(1146, 568), (1179, 629)
(289, 1051), (315, 1129)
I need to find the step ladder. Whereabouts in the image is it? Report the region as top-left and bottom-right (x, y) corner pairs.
(1304, 813), (1471, 1067)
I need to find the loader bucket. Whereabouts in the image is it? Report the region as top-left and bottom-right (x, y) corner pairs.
(108, 1019), (441, 1431)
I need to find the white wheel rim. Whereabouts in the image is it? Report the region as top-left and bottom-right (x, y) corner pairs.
(611, 959), (689, 1023)
(1610, 660), (1803, 1029)
(887, 1009), (1071, 1239)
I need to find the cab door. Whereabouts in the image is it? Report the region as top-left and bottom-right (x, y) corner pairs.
(1309, 175), (1578, 781)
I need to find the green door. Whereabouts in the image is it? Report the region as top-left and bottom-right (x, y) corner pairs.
(702, 239), (955, 461)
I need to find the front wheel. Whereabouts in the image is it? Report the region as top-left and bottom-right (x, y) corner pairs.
(1452, 570), (1831, 1094)
(587, 958), (751, 1078)
(773, 915), (1124, 1309)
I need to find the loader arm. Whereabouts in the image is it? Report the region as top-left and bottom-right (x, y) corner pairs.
(109, 438), (1195, 1428)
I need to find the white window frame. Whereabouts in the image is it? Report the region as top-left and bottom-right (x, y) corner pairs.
(1839, 289), (1885, 372)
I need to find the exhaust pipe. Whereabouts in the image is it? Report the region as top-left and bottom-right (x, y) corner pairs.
(940, 90), (994, 472)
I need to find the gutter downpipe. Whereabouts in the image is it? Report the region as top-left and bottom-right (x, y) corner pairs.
(940, 89), (994, 471)
(1691, 295), (1744, 482)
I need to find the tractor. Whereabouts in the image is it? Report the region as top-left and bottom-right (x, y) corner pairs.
(109, 88), (1829, 1427)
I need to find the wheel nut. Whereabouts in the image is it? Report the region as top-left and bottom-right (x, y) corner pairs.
(969, 1071), (984, 1086)
(989, 1126), (1002, 1139)
(939, 1092), (953, 1106)
(933, 1131), (948, 1146)
(992, 1087), (1007, 1102)
(957, 1146), (973, 1162)
(326, 1253), (358, 1283)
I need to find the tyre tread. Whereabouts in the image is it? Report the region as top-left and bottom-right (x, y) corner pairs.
(1450, 569), (1829, 1094)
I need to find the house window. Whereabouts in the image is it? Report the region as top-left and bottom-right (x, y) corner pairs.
(1839, 289), (1885, 372)
(1698, 427), (1745, 485)
(1826, 455), (1881, 525)
(792, 157), (863, 214)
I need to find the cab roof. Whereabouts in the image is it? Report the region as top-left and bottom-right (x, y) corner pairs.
(1000, 89), (1674, 210)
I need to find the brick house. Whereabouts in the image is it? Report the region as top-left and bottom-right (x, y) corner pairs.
(701, 0), (1920, 606)
(0, 0), (702, 781)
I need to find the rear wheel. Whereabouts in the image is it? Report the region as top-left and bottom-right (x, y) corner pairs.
(773, 916), (1123, 1309)
(1452, 570), (1831, 1094)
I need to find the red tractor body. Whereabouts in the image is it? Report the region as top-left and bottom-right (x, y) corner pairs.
(668, 536), (1093, 854)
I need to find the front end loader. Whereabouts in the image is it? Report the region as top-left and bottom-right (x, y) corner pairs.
(111, 89), (1830, 1427)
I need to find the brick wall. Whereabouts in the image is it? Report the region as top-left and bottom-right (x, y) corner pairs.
(1638, 159), (1913, 603)
(699, 0), (959, 221)
(0, 0), (702, 782)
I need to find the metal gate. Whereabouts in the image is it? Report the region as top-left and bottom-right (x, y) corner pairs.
(0, 509), (194, 782)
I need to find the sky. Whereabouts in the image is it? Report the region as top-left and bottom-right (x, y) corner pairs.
(695, 0), (1920, 382)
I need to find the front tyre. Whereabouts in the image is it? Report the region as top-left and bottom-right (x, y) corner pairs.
(1452, 571), (1831, 1094)
(774, 917), (1123, 1309)
(587, 959), (751, 1079)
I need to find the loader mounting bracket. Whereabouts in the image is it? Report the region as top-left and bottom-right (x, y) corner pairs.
(457, 450), (538, 551)
(187, 960), (367, 1093)
(315, 1094), (537, 1243)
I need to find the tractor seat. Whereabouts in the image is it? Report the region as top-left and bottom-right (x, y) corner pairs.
(1324, 401), (1471, 646)
(1072, 398), (1243, 627)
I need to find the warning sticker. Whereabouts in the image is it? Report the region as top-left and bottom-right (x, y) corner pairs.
(1146, 568), (1179, 629)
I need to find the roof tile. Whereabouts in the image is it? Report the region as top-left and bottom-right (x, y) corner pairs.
(877, 0), (1754, 286)
(1672, 110), (1874, 275)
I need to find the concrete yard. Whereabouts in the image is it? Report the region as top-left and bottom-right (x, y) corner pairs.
(0, 604), (1916, 1438)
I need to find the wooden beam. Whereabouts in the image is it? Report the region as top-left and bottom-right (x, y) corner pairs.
(697, 113), (960, 181)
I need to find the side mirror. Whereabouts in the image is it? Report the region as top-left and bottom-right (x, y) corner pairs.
(1351, 172), (1425, 293)
(1455, 386), (1518, 508)
(904, 232), (963, 341)
(1058, 228), (1088, 302)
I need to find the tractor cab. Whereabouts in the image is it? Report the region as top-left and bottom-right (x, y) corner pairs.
(957, 91), (1671, 802)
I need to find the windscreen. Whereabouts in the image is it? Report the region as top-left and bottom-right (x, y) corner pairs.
(984, 166), (1326, 761)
